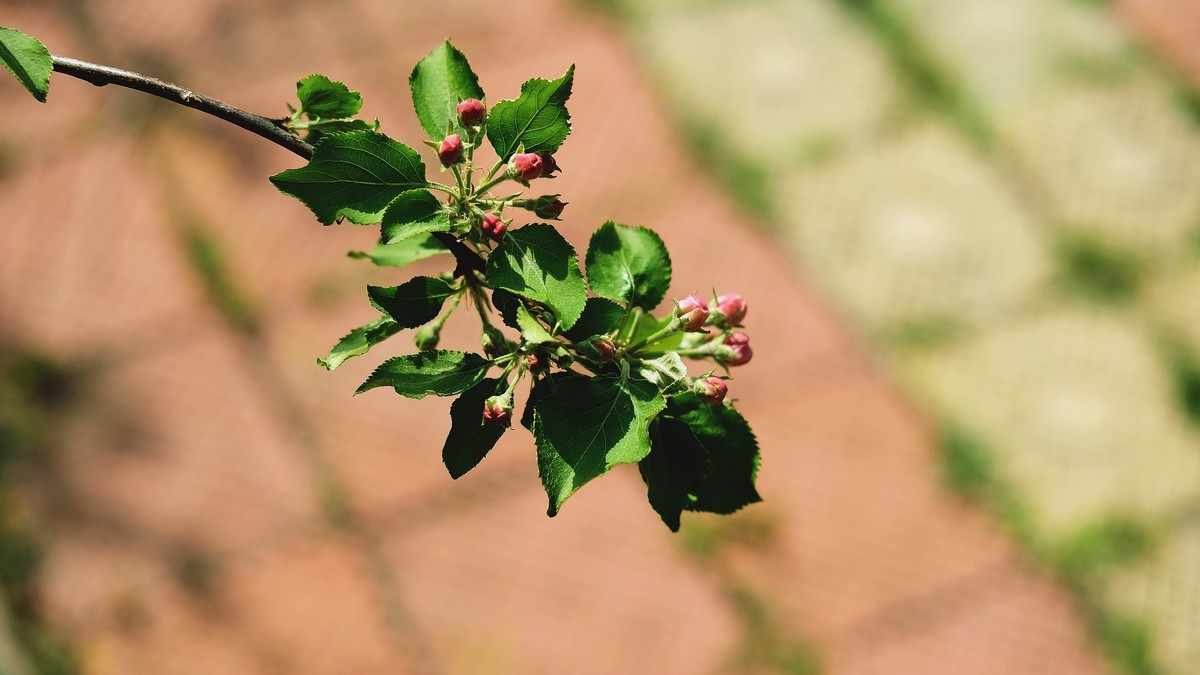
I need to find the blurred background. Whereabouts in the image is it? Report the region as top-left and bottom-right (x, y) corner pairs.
(2, 0), (1200, 673)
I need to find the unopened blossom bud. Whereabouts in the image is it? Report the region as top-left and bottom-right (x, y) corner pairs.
(722, 332), (753, 367)
(413, 323), (440, 351)
(439, 134), (464, 166)
(457, 98), (486, 126)
(538, 152), (560, 177)
(714, 293), (748, 325)
(509, 152), (543, 183)
(695, 376), (728, 405)
(524, 351), (548, 374)
(675, 294), (710, 332)
(481, 213), (507, 242)
(518, 195), (566, 220)
(592, 336), (617, 361)
(483, 395), (513, 427)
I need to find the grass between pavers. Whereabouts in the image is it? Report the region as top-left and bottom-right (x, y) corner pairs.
(0, 347), (83, 675)
(939, 423), (1164, 675)
(1055, 235), (1146, 306)
(831, 0), (992, 150)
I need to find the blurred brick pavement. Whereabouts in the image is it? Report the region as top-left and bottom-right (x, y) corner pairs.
(0, 0), (1119, 674)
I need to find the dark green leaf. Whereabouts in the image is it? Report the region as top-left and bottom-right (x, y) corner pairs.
(270, 131), (426, 225)
(532, 373), (665, 515)
(668, 393), (762, 514)
(410, 41), (485, 140)
(318, 315), (402, 371)
(522, 372), (568, 431)
(381, 190), (451, 243)
(367, 277), (457, 329)
(492, 288), (523, 330)
(585, 222), (672, 310)
(348, 233), (447, 268)
(0, 27), (51, 103)
(304, 118), (378, 145)
(486, 224), (586, 329)
(563, 297), (626, 342)
(442, 378), (506, 479)
(357, 350), (491, 398)
(641, 417), (712, 531)
(296, 74), (362, 119)
(486, 65), (574, 161)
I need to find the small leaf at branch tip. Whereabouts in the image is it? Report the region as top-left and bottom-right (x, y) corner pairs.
(0, 27), (52, 102)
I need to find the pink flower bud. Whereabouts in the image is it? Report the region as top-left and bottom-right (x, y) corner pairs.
(722, 332), (753, 367)
(715, 293), (748, 325)
(538, 152), (560, 177)
(439, 134), (464, 166)
(675, 294), (710, 332)
(457, 98), (486, 126)
(483, 395), (512, 427)
(592, 337), (617, 361)
(481, 213), (506, 242)
(509, 152), (543, 183)
(695, 376), (728, 405)
(524, 351), (548, 374)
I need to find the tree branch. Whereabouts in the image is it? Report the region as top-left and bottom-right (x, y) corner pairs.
(50, 54), (486, 275)
(51, 55), (313, 158)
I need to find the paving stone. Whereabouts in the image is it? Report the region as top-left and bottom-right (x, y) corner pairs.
(998, 77), (1200, 253)
(44, 321), (317, 555)
(384, 477), (738, 675)
(905, 309), (1200, 538)
(634, 0), (899, 165)
(888, 0), (1136, 116)
(1102, 517), (1200, 675)
(780, 124), (1049, 338)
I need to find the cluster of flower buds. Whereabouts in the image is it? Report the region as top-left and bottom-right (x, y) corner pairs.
(721, 332), (752, 366)
(515, 194), (567, 220)
(694, 376), (728, 405)
(483, 394), (513, 427)
(439, 133), (464, 166)
(675, 294), (710, 332)
(524, 351), (548, 374)
(457, 98), (487, 127)
(481, 213), (507, 242)
(711, 292), (747, 326)
(508, 151), (560, 185)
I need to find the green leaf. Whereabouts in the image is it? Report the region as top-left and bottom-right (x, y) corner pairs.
(636, 353), (689, 394)
(303, 118), (379, 145)
(367, 277), (457, 329)
(516, 304), (557, 345)
(270, 131), (426, 225)
(318, 315), (402, 371)
(381, 190), (450, 244)
(585, 222), (672, 310)
(563, 297), (626, 342)
(348, 233), (447, 268)
(296, 74), (362, 119)
(640, 417), (712, 531)
(631, 313), (684, 352)
(486, 65), (574, 161)
(532, 373), (665, 515)
(492, 289), (523, 330)
(670, 393), (762, 514)
(0, 27), (51, 103)
(485, 223), (586, 329)
(442, 378), (506, 479)
(358, 350), (491, 398)
(522, 372), (568, 431)
(410, 41), (485, 141)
